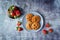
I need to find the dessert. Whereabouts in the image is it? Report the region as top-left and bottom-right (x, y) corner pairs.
(26, 21), (32, 30)
(26, 13), (34, 22)
(25, 13), (41, 30)
(31, 22), (40, 30)
(32, 15), (41, 23)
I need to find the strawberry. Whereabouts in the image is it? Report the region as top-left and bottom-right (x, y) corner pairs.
(18, 27), (23, 31)
(42, 30), (48, 35)
(16, 10), (21, 16)
(13, 9), (17, 13)
(11, 13), (15, 17)
(45, 23), (51, 28)
(49, 28), (53, 33)
(10, 11), (16, 17)
(17, 21), (21, 26)
(17, 23), (21, 27)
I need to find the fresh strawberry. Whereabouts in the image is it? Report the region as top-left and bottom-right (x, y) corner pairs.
(16, 10), (21, 16)
(45, 23), (51, 28)
(17, 21), (21, 26)
(18, 27), (23, 31)
(11, 12), (15, 17)
(49, 28), (53, 33)
(13, 6), (21, 17)
(17, 23), (21, 27)
(42, 30), (48, 35)
(13, 9), (17, 13)
(20, 27), (23, 31)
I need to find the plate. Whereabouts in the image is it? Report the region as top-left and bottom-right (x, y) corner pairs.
(22, 11), (44, 32)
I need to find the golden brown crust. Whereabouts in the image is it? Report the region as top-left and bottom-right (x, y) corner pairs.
(26, 21), (32, 30)
(32, 15), (41, 23)
(26, 14), (41, 30)
(31, 22), (40, 30)
(26, 13), (34, 22)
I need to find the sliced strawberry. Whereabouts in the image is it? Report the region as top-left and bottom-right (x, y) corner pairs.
(42, 30), (48, 35)
(13, 9), (17, 13)
(49, 28), (53, 33)
(45, 23), (51, 28)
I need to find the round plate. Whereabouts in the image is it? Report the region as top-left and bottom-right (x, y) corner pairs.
(22, 11), (44, 32)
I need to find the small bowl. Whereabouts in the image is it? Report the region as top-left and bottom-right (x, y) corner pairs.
(8, 5), (22, 19)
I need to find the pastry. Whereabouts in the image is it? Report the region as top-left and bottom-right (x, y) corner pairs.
(26, 13), (34, 22)
(26, 21), (32, 30)
(25, 14), (41, 30)
(31, 22), (40, 30)
(32, 15), (41, 23)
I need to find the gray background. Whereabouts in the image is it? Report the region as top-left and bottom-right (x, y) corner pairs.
(0, 0), (60, 40)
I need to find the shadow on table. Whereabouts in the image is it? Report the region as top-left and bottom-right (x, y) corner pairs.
(47, 31), (60, 40)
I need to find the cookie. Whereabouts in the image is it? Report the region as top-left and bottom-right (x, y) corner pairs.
(26, 21), (32, 30)
(32, 15), (41, 23)
(31, 22), (40, 30)
(26, 13), (34, 22)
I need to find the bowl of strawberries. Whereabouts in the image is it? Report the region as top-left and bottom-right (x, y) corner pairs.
(8, 5), (22, 19)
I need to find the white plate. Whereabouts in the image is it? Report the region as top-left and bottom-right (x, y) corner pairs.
(22, 11), (44, 32)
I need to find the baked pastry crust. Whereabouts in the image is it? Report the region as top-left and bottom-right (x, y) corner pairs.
(31, 22), (40, 30)
(26, 13), (34, 22)
(26, 21), (32, 30)
(32, 15), (41, 23)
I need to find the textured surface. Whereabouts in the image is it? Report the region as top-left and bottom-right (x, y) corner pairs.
(0, 0), (60, 40)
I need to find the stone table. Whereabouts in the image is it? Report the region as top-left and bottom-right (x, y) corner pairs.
(0, 0), (60, 40)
